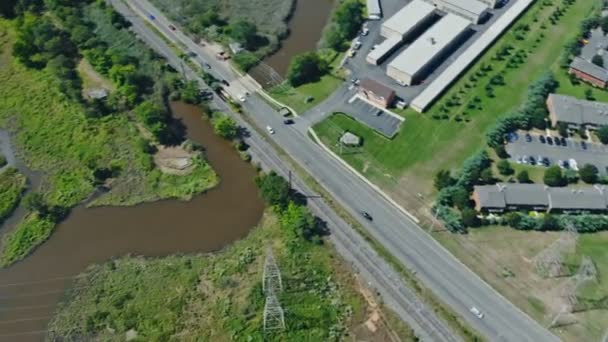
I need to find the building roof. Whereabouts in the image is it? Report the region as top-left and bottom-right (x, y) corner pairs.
(366, 37), (402, 63)
(382, 0), (436, 37)
(548, 186), (607, 210)
(570, 56), (608, 82)
(388, 14), (470, 77)
(436, 0), (488, 17)
(360, 78), (395, 100)
(474, 183), (608, 211)
(367, 0), (382, 18)
(548, 93), (608, 127)
(410, 0), (535, 112)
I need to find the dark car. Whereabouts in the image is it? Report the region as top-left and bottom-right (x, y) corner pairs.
(283, 119), (294, 125)
(204, 63), (211, 69)
(528, 156), (536, 165)
(555, 137), (561, 146)
(221, 79), (230, 86)
(525, 133), (532, 142)
(539, 135), (546, 144)
(542, 157), (550, 166)
(581, 141), (588, 150)
(560, 137), (567, 146)
(361, 211), (373, 221)
(547, 136), (553, 145)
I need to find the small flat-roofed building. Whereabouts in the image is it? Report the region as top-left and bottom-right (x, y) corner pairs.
(358, 78), (396, 108)
(569, 57), (608, 88)
(366, 37), (402, 65)
(427, 0), (488, 24)
(386, 14), (470, 86)
(381, 0), (437, 40)
(367, 0), (382, 20)
(546, 93), (608, 130)
(473, 183), (608, 213)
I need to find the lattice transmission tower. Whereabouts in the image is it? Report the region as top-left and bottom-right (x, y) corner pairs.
(262, 246), (285, 332)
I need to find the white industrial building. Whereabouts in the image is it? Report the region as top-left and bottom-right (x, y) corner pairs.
(367, 0), (436, 65)
(387, 14), (470, 86)
(426, 0), (488, 24)
(367, 0), (382, 20)
(366, 37), (402, 65)
(380, 0), (437, 40)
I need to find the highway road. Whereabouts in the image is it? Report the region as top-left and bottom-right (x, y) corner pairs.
(120, 1), (560, 341)
(110, 1), (458, 340)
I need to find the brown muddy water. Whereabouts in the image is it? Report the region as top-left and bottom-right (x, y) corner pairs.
(0, 102), (264, 341)
(251, 0), (335, 85)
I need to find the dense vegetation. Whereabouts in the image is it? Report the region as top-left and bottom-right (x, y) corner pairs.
(286, 52), (328, 87)
(0, 167), (26, 224)
(322, 0), (365, 51)
(49, 172), (366, 341)
(0, 1), (218, 266)
(149, 0), (293, 60)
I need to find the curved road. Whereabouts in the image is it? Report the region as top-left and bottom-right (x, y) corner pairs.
(119, 1), (559, 341)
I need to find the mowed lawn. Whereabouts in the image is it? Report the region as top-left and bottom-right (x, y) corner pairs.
(314, 0), (598, 193)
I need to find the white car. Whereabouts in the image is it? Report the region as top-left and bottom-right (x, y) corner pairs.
(266, 125), (275, 134)
(470, 307), (484, 319)
(353, 40), (362, 50)
(569, 158), (578, 171)
(361, 27), (369, 36)
(238, 95), (246, 102)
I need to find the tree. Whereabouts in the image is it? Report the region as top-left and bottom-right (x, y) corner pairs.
(497, 160), (514, 176)
(198, 9), (222, 28)
(601, 15), (608, 33)
(597, 125), (608, 144)
(434, 170), (455, 191)
(23, 192), (48, 216)
(480, 168), (495, 184)
(452, 187), (471, 210)
(592, 54), (604, 67)
(461, 208), (481, 227)
(286, 52), (328, 86)
(557, 122), (569, 137)
(324, 25), (345, 51)
(255, 171), (290, 208)
(232, 51), (259, 72)
(135, 101), (170, 142)
(228, 20), (259, 50)
(543, 165), (565, 186)
(563, 169), (579, 184)
(579, 164), (599, 184)
(494, 144), (509, 159)
(516, 170), (531, 183)
(334, 0), (364, 39)
(280, 202), (322, 243)
(180, 80), (201, 104)
(212, 115), (238, 139)
(504, 212), (522, 227)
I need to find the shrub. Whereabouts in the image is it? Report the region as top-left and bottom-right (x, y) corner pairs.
(232, 51), (259, 72)
(516, 170), (531, 183)
(596, 125), (608, 144)
(544, 166), (565, 186)
(286, 52), (328, 86)
(497, 160), (514, 176)
(579, 164), (599, 184)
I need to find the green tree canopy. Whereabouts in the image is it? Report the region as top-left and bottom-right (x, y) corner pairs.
(597, 126), (608, 144)
(334, 0), (364, 39)
(228, 20), (258, 50)
(461, 208), (481, 227)
(543, 165), (565, 187)
(255, 171), (291, 208)
(592, 54), (604, 67)
(212, 115), (238, 140)
(286, 52), (328, 86)
(497, 160), (514, 176)
(434, 169), (455, 191)
(579, 164), (599, 184)
(516, 170), (531, 183)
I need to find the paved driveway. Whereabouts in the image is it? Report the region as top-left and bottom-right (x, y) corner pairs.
(506, 133), (608, 175)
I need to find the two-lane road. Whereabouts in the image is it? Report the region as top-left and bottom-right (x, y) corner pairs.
(122, 1), (559, 340)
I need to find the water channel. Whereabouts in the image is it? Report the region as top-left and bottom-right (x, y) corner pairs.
(250, 0), (335, 86)
(0, 102), (265, 341)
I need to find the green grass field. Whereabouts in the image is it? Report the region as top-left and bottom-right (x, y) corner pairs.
(48, 210), (400, 341)
(313, 0), (598, 197)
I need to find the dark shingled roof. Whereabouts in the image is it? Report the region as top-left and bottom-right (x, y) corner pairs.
(359, 78), (395, 100)
(570, 56), (608, 82)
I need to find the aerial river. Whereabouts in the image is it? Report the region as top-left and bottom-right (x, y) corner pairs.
(0, 102), (265, 341)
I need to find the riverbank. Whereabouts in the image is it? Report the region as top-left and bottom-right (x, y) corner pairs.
(48, 208), (415, 341)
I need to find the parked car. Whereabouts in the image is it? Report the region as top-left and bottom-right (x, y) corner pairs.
(560, 137), (567, 146)
(347, 49), (356, 58)
(353, 40), (362, 50)
(266, 125), (275, 134)
(522, 155), (529, 164)
(204, 63), (211, 69)
(547, 136), (554, 145)
(525, 133), (532, 142)
(569, 158), (579, 171)
(283, 119), (294, 125)
(555, 137), (562, 146)
(221, 79), (230, 86)
(581, 141), (588, 150)
(539, 135), (546, 144)
(361, 27), (370, 36)
(542, 157), (550, 166)
(238, 95), (246, 102)
(528, 156), (536, 165)
(516, 155), (523, 164)
(507, 132), (519, 142)
(470, 307), (484, 319)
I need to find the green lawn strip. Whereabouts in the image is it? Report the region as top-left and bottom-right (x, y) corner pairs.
(49, 210), (368, 341)
(0, 168), (26, 224)
(313, 0), (596, 185)
(0, 213), (54, 266)
(268, 50), (345, 114)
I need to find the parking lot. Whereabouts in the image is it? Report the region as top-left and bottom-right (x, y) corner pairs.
(336, 97), (403, 138)
(345, 0), (518, 104)
(505, 132), (608, 175)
